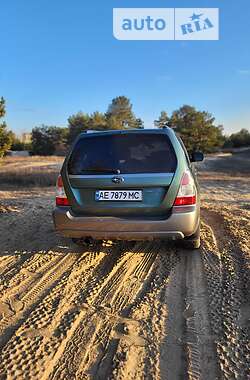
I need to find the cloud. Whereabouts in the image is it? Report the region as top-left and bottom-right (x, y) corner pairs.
(237, 69), (250, 75)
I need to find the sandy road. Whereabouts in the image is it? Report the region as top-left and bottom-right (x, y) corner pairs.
(0, 175), (249, 380)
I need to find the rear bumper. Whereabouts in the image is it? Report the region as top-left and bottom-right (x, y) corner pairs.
(53, 206), (199, 241)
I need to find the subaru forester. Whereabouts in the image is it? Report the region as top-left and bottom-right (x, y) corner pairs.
(53, 128), (203, 249)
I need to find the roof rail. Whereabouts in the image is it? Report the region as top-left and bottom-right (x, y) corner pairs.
(82, 130), (101, 133)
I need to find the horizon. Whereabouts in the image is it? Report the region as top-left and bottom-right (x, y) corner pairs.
(1, 0), (250, 135)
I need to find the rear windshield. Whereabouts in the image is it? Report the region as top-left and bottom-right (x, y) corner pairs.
(68, 133), (177, 175)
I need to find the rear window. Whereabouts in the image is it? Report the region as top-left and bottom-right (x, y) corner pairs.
(68, 133), (177, 175)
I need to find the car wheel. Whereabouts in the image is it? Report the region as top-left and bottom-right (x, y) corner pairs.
(182, 224), (201, 250)
(72, 238), (84, 246)
(72, 238), (94, 247)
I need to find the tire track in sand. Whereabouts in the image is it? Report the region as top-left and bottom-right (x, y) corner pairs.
(76, 243), (160, 379)
(202, 208), (250, 380)
(0, 243), (127, 380)
(0, 252), (62, 309)
(110, 246), (219, 380)
(43, 242), (160, 380)
(0, 255), (22, 276)
(110, 247), (183, 380)
(0, 252), (36, 286)
(0, 252), (77, 351)
(184, 249), (219, 380)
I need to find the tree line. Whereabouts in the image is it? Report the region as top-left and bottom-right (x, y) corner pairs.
(0, 95), (249, 157)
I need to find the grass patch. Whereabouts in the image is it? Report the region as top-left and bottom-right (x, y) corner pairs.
(0, 156), (63, 187)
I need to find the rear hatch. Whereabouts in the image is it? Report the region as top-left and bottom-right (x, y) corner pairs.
(65, 132), (177, 218)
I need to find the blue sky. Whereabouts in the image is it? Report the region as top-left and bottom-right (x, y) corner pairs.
(0, 0), (249, 135)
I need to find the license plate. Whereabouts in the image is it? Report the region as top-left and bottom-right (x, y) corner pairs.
(95, 190), (142, 201)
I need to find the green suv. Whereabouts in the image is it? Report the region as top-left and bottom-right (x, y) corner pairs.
(53, 128), (204, 249)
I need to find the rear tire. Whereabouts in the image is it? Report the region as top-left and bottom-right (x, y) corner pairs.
(72, 238), (93, 247)
(72, 238), (84, 246)
(182, 224), (201, 250)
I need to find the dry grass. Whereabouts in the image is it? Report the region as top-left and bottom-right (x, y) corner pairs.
(0, 156), (64, 187)
(199, 149), (250, 175)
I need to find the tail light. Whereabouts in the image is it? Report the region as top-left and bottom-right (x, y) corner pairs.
(56, 175), (70, 206)
(174, 170), (196, 206)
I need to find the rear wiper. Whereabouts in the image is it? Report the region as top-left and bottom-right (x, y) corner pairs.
(80, 168), (121, 174)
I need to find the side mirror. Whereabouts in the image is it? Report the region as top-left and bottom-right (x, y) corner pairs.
(190, 151), (204, 162)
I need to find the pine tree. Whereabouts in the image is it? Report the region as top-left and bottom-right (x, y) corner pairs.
(0, 97), (13, 157)
(67, 112), (91, 144)
(170, 105), (224, 152)
(154, 111), (170, 128)
(88, 112), (107, 130)
(106, 96), (138, 129)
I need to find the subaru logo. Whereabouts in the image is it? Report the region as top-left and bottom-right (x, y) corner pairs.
(112, 176), (125, 184)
